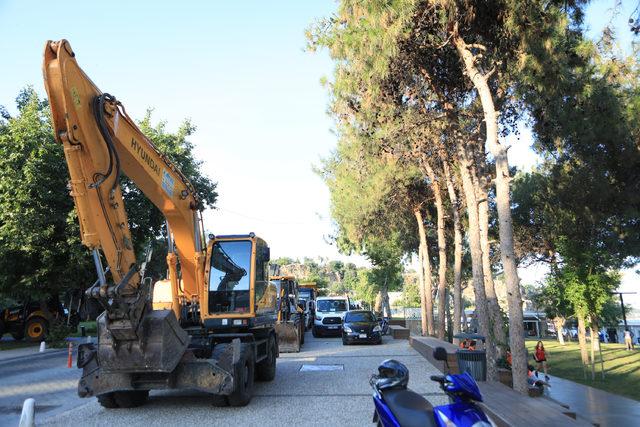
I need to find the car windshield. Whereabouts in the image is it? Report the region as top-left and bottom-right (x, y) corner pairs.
(317, 299), (347, 312)
(345, 312), (375, 323)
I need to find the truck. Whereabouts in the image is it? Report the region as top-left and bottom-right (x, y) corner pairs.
(43, 39), (278, 408)
(269, 276), (305, 352)
(312, 295), (350, 337)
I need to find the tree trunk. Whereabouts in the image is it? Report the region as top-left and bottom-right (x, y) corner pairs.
(442, 158), (463, 345)
(577, 314), (589, 365)
(554, 317), (566, 345)
(476, 182), (506, 353)
(415, 208), (435, 336)
(422, 158), (447, 340)
(414, 208), (429, 336)
(454, 34), (526, 393)
(457, 144), (496, 380)
(589, 326), (596, 380)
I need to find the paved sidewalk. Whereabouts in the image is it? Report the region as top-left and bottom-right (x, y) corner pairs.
(545, 374), (640, 427)
(42, 333), (446, 426)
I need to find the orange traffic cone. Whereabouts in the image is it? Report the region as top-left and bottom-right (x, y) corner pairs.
(67, 342), (73, 368)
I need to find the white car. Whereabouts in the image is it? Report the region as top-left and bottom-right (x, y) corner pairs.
(312, 296), (349, 337)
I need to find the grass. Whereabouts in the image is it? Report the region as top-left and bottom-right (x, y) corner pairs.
(525, 339), (640, 401)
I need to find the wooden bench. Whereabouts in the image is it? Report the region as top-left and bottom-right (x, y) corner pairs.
(388, 325), (410, 339)
(478, 381), (591, 427)
(409, 336), (459, 374)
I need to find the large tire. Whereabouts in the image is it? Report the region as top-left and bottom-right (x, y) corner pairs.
(97, 393), (118, 408)
(256, 335), (277, 382)
(0, 318), (5, 337)
(114, 390), (149, 408)
(299, 322), (305, 345)
(312, 326), (319, 338)
(227, 345), (255, 407)
(97, 390), (149, 408)
(25, 317), (48, 342)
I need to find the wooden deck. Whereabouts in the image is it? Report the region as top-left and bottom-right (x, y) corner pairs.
(478, 381), (592, 426)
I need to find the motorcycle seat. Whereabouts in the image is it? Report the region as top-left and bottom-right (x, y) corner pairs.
(382, 388), (436, 427)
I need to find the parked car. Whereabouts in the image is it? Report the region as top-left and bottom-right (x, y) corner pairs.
(342, 310), (382, 345)
(313, 296), (349, 337)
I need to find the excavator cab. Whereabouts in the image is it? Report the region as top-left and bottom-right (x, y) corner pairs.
(203, 234), (277, 327)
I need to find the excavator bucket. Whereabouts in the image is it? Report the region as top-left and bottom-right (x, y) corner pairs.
(97, 309), (189, 373)
(275, 315), (303, 353)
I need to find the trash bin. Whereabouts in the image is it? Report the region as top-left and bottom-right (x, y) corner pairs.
(456, 349), (486, 381)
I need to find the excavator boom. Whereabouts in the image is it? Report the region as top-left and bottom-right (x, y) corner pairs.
(43, 40), (205, 330)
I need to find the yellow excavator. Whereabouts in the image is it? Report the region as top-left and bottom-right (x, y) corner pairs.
(43, 39), (278, 408)
(270, 276), (304, 352)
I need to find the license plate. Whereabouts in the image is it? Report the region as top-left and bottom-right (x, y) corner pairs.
(328, 326), (338, 329)
(359, 333), (367, 338)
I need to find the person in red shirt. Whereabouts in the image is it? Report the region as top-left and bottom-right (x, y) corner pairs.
(534, 341), (550, 381)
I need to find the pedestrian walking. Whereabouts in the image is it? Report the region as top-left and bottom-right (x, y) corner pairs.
(624, 329), (634, 350)
(533, 341), (550, 381)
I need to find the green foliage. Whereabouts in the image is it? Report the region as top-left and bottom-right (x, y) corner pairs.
(0, 88), (94, 300)
(46, 320), (74, 348)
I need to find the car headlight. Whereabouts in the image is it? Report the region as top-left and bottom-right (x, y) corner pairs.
(343, 325), (353, 333)
(373, 325), (382, 332)
(315, 315), (321, 321)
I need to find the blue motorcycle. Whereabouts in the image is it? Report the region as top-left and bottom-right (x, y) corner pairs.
(370, 347), (491, 427)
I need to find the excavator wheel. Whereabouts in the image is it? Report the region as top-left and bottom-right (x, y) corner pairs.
(256, 335), (277, 382)
(0, 318), (5, 337)
(114, 390), (149, 408)
(97, 393), (118, 408)
(227, 344), (255, 407)
(25, 317), (48, 342)
(97, 391), (149, 408)
(299, 322), (305, 345)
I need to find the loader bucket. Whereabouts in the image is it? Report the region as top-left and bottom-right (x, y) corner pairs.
(275, 320), (301, 353)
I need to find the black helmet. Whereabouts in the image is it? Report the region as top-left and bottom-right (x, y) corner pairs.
(372, 359), (409, 390)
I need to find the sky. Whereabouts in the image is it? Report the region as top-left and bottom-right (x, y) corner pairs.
(0, 1), (637, 306)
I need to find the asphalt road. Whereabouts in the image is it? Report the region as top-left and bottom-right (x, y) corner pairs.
(0, 346), (83, 426)
(6, 333), (445, 426)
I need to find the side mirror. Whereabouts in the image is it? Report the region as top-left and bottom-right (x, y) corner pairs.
(433, 347), (448, 362)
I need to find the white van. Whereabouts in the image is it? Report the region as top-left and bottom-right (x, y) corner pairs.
(312, 296), (349, 337)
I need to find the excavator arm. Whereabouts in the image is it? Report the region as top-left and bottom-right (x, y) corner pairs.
(43, 40), (203, 341)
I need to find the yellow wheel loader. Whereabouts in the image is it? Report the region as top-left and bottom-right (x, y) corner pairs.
(270, 276), (304, 352)
(43, 40), (278, 408)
